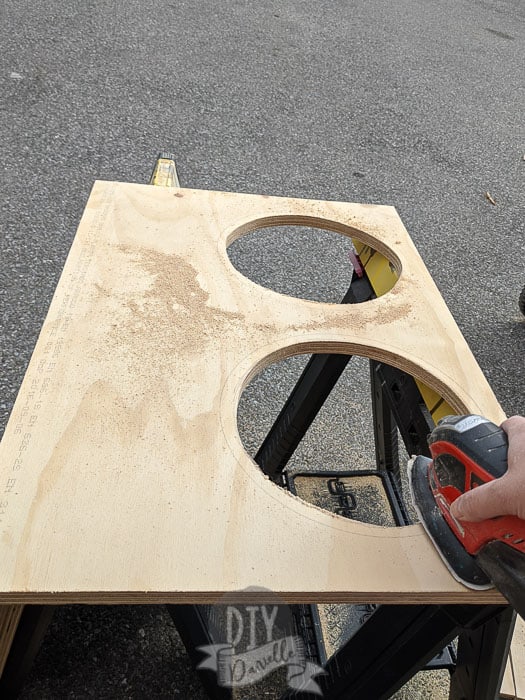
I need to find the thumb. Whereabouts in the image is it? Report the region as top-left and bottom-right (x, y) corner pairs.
(450, 478), (509, 522)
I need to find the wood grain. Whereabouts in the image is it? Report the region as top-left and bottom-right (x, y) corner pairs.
(0, 182), (507, 604)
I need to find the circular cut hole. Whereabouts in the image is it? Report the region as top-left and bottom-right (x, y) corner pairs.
(237, 352), (449, 526)
(227, 224), (397, 303)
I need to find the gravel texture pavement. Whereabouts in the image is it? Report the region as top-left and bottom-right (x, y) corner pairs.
(1, 0), (524, 697)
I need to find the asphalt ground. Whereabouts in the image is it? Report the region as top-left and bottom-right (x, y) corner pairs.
(0, 0), (524, 697)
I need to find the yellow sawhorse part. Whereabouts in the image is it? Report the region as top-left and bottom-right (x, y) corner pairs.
(353, 239), (455, 424)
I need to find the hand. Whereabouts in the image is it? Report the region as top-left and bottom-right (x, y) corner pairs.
(449, 416), (525, 522)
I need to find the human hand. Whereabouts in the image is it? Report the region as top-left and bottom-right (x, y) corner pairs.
(449, 415), (525, 522)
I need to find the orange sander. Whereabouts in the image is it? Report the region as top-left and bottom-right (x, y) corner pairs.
(408, 415), (525, 615)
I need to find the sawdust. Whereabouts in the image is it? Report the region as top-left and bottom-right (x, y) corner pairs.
(100, 246), (245, 376)
(322, 301), (412, 330)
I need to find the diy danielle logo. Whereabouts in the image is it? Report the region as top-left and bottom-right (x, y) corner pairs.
(197, 588), (325, 695)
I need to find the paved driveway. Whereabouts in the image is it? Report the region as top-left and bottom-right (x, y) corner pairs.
(1, 0), (524, 696)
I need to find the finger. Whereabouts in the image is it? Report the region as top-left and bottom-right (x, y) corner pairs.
(450, 478), (510, 522)
(501, 415), (525, 442)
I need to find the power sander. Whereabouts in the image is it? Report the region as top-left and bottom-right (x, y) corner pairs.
(408, 414), (525, 616)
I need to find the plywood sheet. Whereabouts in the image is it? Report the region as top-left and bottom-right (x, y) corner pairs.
(0, 182), (507, 604)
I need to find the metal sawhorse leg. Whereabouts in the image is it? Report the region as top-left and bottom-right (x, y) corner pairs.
(0, 605), (55, 699)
